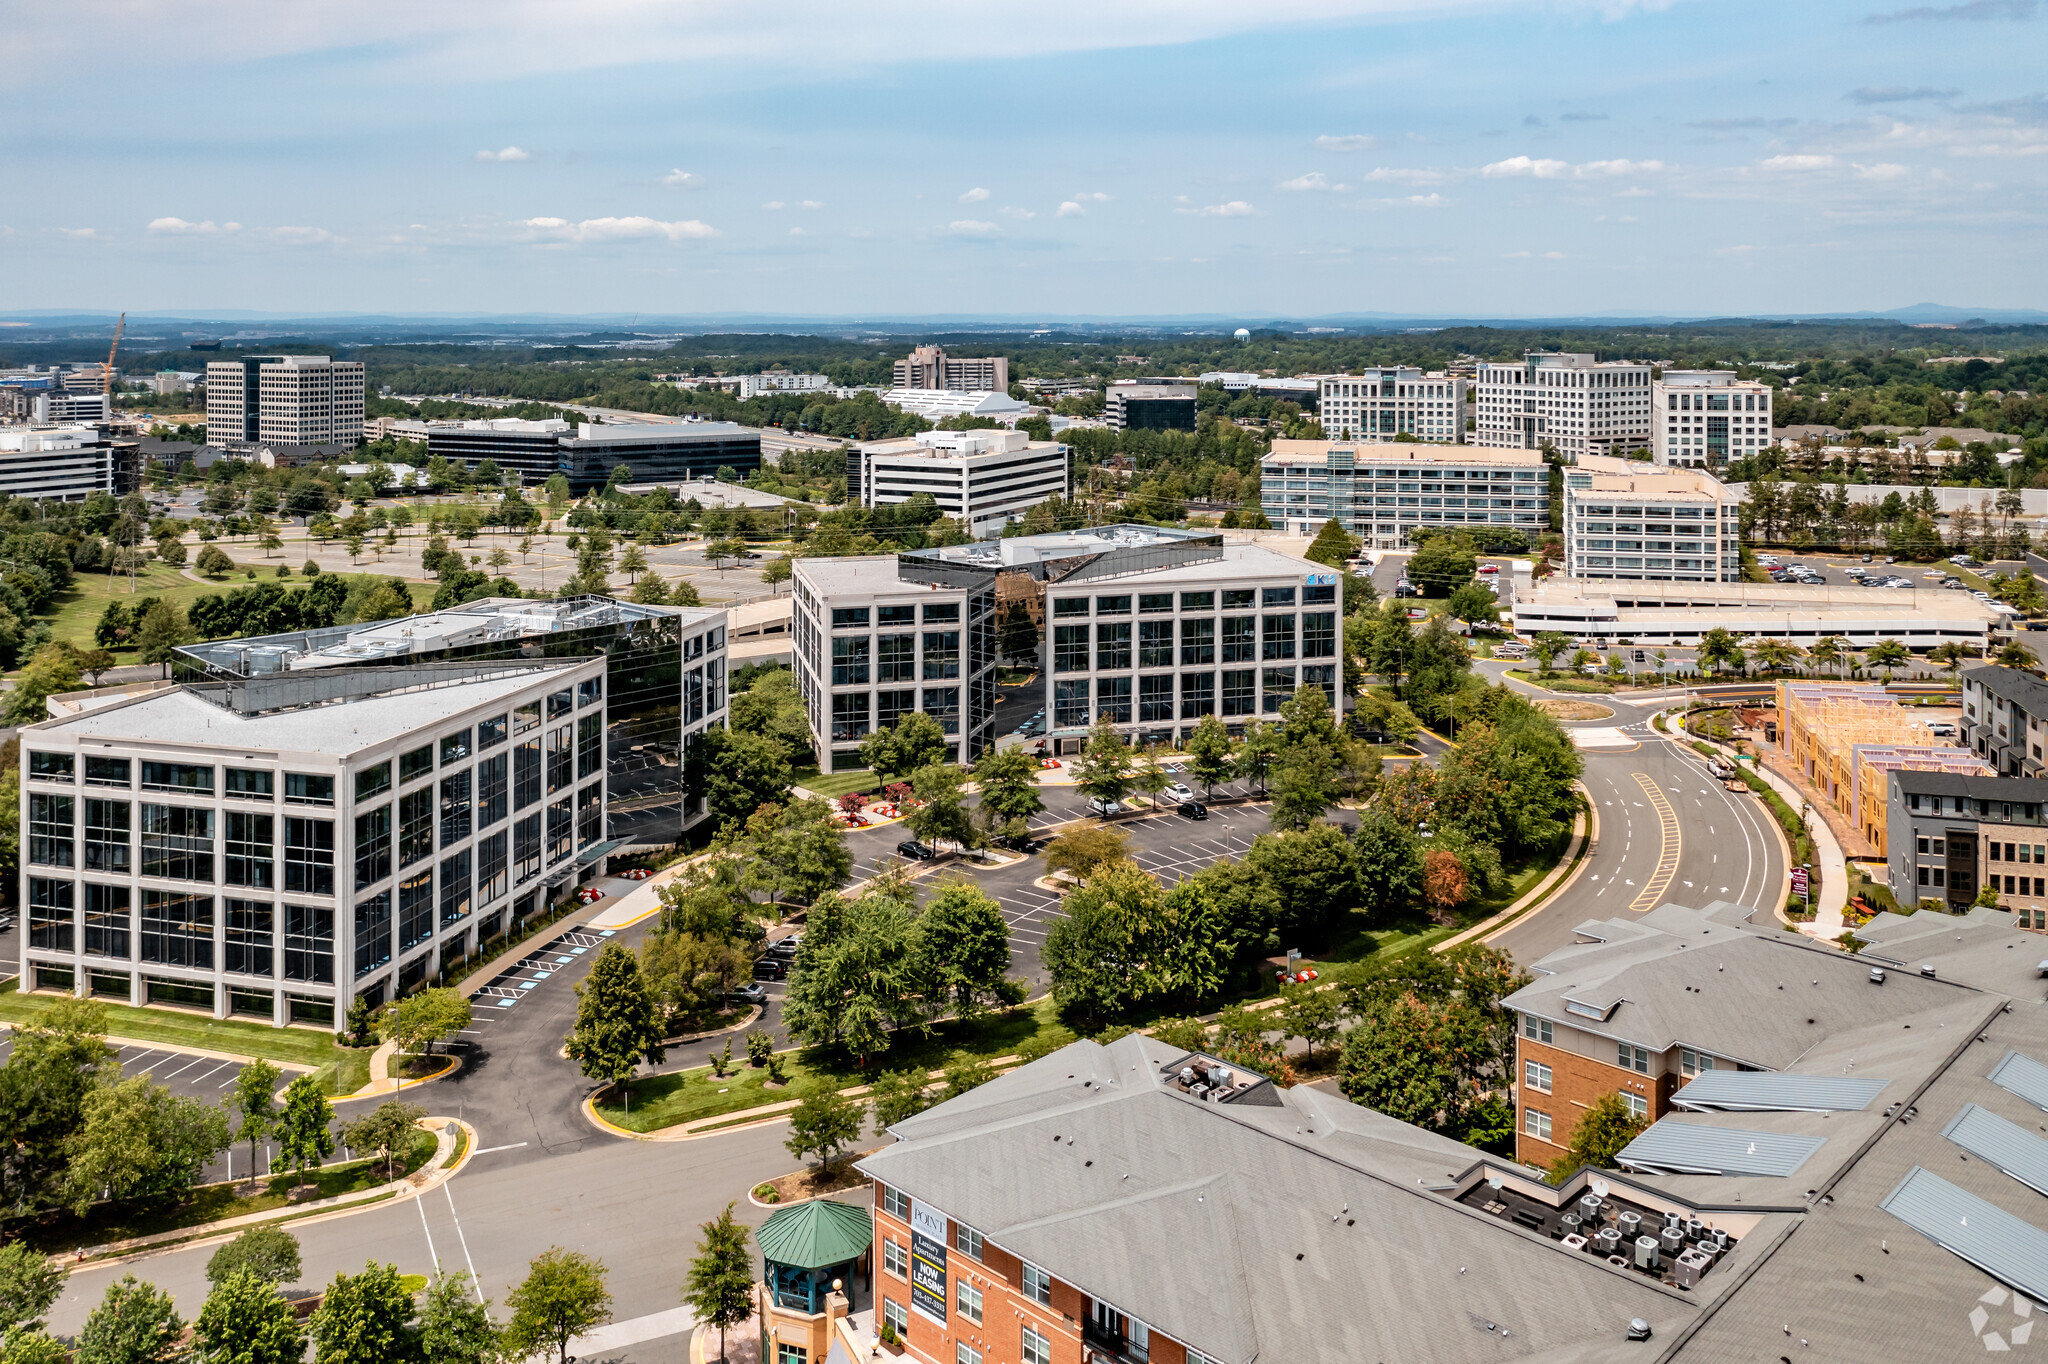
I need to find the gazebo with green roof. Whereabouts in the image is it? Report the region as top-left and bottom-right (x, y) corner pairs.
(758, 1199), (873, 1314)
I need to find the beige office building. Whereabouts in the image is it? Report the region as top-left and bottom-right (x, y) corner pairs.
(893, 346), (1008, 393)
(205, 355), (366, 447)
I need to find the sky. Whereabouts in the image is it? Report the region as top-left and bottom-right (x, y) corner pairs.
(4, 0), (2045, 320)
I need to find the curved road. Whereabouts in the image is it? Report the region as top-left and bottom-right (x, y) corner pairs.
(1480, 664), (1787, 964)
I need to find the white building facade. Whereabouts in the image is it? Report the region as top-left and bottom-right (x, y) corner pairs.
(1652, 371), (1775, 469)
(1474, 352), (1652, 460)
(1310, 368), (1467, 444)
(20, 660), (606, 1027)
(205, 355), (366, 447)
(853, 429), (1070, 536)
(0, 426), (117, 502)
(33, 392), (111, 425)
(1260, 439), (1548, 546)
(1561, 456), (1744, 581)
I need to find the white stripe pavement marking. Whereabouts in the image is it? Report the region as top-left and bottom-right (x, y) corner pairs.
(161, 1053), (210, 1080)
(570, 1305), (699, 1355)
(444, 1183), (482, 1302)
(469, 1142), (530, 1156)
(415, 1186), (442, 1276)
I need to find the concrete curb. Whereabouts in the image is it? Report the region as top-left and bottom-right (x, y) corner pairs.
(1426, 786), (1593, 951)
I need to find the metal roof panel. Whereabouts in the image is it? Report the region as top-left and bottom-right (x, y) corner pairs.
(1944, 1103), (2048, 1198)
(1881, 1166), (2048, 1307)
(1615, 1121), (1827, 1177)
(1990, 1050), (2048, 1113)
(1671, 1071), (1892, 1114)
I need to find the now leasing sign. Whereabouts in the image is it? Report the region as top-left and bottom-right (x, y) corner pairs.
(909, 1198), (949, 1324)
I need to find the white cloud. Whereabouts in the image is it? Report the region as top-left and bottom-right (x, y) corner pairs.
(1759, 153), (1837, 170)
(661, 169), (704, 188)
(1071, 191), (1110, 202)
(1315, 134), (1377, 152)
(474, 146), (530, 162)
(273, 226), (339, 244)
(522, 215), (717, 242)
(1483, 156), (1570, 178)
(798, 199), (824, 209)
(1183, 200), (1254, 217)
(1502, 249), (1567, 259)
(1577, 158), (1663, 176)
(1716, 243), (1758, 255)
(1000, 206), (1036, 219)
(1853, 161), (1910, 178)
(147, 217), (239, 234)
(1057, 201), (1085, 217)
(789, 226), (807, 236)
(958, 187), (991, 202)
(1278, 172), (1347, 191)
(762, 201), (784, 210)
(946, 219), (999, 236)
(1360, 167), (1449, 185)
(59, 227), (99, 238)
(1393, 193), (1446, 207)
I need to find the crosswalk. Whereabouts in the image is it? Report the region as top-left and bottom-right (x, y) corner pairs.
(472, 928), (615, 1011)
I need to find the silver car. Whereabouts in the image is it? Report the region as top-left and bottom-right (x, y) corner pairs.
(1162, 782), (1196, 804)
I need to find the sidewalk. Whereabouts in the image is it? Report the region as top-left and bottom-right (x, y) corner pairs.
(1746, 759), (1848, 934)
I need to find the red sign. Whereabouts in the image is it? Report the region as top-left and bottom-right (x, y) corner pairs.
(1790, 869), (1810, 892)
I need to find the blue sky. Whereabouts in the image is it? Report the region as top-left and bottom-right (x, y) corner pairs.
(5, 0), (2044, 318)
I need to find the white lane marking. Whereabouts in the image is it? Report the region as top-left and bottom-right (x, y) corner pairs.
(444, 1182), (482, 1302)
(415, 1183), (442, 1273)
(470, 1142), (530, 1156)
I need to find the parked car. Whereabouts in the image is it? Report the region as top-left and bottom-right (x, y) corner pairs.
(1162, 782), (1196, 804)
(727, 983), (769, 1007)
(1884, 555), (1897, 563)
(766, 933), (803, 958)
(1861, 553), (1874, 563)
(1176, 799), (1208, 821)
(752, 957), (788, 981)
(1086, 797), (1123, 818)
(1477, 563), (1500, 575)
(896, 839), (937, 860)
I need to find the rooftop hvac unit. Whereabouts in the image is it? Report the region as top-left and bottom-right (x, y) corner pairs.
(1618, 1211), (1642, 1239)
(1593, 1228), (1621, 1256)
(1870, 967), (1887, 985)
(1673, 1248), (1713, 1289)
(1660, 1226), (1685, 1256)
(1635, 1236), (1661, 1271)
(1562, 1233), (1588, 1254)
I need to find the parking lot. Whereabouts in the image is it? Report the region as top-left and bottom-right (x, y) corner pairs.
(471, 926), (620, 1015)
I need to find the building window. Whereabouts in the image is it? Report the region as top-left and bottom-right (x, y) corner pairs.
(1221, 616), (1256, 663)
(399, 869), (434, 951)
(547, 799), (573, 862)
(354, 804), (392, 890)
(956, 1277), (982, 1325)
(1261, 667), (1295, 713)
(1096, 622), (1132, 671)
(283, 902), (334, 983)
(1137, 620), (1173, 669)
(877, 604), (916, 627)
(1525, 1060), (1552, 1093)
(877, 634), (916, 683)
(479, 714), (510, 749)
(1097, 676), (1132, 724)
(141, 804), (213, 882)
(958, 1346), (982, 1364)
(514, 813), (542, 885)
(1180, 590), (1214, 612)
(514, 699), (541, 736)
(1139, 674), (1174, 723)
(832, 693), (871, 742)
(225, 768), (274, 800)
(28, 751), (74, 781)
(922, 688), (960, 736)
(514, 739), (541, 810)
(1222, 670), (1256, 717)
(883, 1239), (908, 1278)
(577, 785), (602, 848)
(354, 891), (392, 979)
(1180, 618), (1215, 666)
(1180, 672), (1215, 719)
(577, 676), (602, 709)
(1619, 1043), (1649, 1074)
(441, 850), (472, 927)
(1524, 1108), (1553, 1143)
(882, 1301), (908, 1341)
(28, 878), (74, 952)
(286, 771), (334, 808)
(1522, 1015), (1553, 1044)
(143, 761), (214, 795)
(833, 635), (870, 686)
(1620, 1091), (1649, 1119)
(1680, 1048), (1715, 1079)
(1095, 594), (1130, 616)
(1053, 624), (1088, 674)
(224, 899), (273, 977)
(28, 793), (74, 868)
(880, 1184), (910, 1220)
(832, 606), (871, 629)
(440, 770), (473, 848)
(85, 756), (132, 788)
(284, 817), (335, 896)
(956, 1225), (983, 1260)
(1022, 1326), (1051, 1364)
(84, 882), (130, 959)
(399, 788), (434, 869)
(923, 631), (961, 680)
(478, 830), (510, 905)
(141, 890), (213, 969)
(1055, 679), (1090, 727)
(1022, 1262), (1051, 1306)
(1262, 614), (1297, 660)
(1262, 586), (1297, 608)
(547, 726), (573, 794)
(401, 744), (434, 785)
(441, 729), (473, 766)
(1053, 597), (1089, 619)
(477, 753), (509, 827)
(1302, 611), (1336, 658)
(878, 690), (915, 730)
(225, 811), (275, 889)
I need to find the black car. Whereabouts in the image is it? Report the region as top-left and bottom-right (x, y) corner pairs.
(896, 839), (937, 861)
(1176, 799), (1208, 821)
(752, 957), (788, 981)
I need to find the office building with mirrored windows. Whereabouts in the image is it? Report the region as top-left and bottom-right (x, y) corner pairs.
(791, 526), (1339, 769)
(171, 596), (729, 847)
(19, 659), (605, 1027)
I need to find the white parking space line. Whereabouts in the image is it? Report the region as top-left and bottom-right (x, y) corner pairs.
(160, 1053), (212, 1081)
(191, 1060), (237, 1086)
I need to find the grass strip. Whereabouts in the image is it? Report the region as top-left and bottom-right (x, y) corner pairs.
(0, 980), (337, 1069)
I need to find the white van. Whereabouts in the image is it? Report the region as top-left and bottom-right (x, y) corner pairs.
(1494, 642), (1531, 660)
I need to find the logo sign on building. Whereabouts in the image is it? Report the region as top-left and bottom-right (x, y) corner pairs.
(908, 1198), (948, 1324)
(1305, 573), (1337, 586)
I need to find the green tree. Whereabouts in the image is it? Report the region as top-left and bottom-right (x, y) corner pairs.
(64, 1074), (233, 1213)
(904, 762), (977, 851)
(205, 1226), (302, 1290)
(309, 1262), (419, 1364)
(504, 1251), (612, 1364)
(1866, 638), (1911, 672)
(970, 744), (1043, 847)
(1041, 861), (1168, 1024)
(682, 1204), (754, 1364)
(1444, 580), (1500, 630)
(135, 598), (194, 665)
(1406, 535), (1477, 597)
(689, 726), (793, 830)
(342, 1100), (425, 1181)
(615, 543), (649, 584)
(1350, 806), (1422, 923)
(1337, 991), (1484, 1132)
(727, 668), (815, 763)
(1132, 743), (1170, 810)
(2, 645), (84, 727)
(857, 710), (951, 782)
(1279, 983), (1343, 1060)
(195, 1270), (306, 1364)
(783, 1082), (866, 1174)
(742, 798), (852, 905)
(916, 881), (1017, 1018)
(565, 942), (667, 1094)
(76, 1276), (184, 1364)
(1529, 630), (1570, 676)
(1233, 719), (1282, 796)
(196, 543), (236, 578)
(355, 581), (414, 623)
(759, 554), (794, 593)
(416, 1273), (497, 1364)
(781, 890), (927, 1063)
(1696, 627), (1745, 677)
(1304, 518), (1358, 568)
(1183, 713), (1236, 798)
(997, 601), (1040, 664)
(1268, 736), (1341, 831)
(1246, 822), (1362, 942)
(0, 998), (118, 1214)
(866, 1068), (935, 1128)
(1071, 716), (1135, 812)
(380, 988), (472, 1058)
(1998, 640), (2038, 671)
(1551, 1091), (1650, 1181)
(0, 1243), (62, 1342)
(274, 1074), (336, 1185)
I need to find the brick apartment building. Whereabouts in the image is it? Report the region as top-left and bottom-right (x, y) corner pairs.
(1505, 899), (1959, 1166)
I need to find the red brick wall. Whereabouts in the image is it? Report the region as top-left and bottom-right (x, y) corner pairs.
(1514, 1037), (1671, 1166)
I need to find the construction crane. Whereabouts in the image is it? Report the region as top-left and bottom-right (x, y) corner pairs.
(101, 312), (126, 395)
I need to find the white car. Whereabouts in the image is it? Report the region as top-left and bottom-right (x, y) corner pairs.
(1162, 782), (1196, 804)
(1923, 569), (1948, 579)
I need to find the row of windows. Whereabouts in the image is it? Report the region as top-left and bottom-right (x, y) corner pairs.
(1051, 667), (1335, 725)
(830, 688), (960, 740)
(1051, 584), (1332, 617)
(1050, 614), (1337, 671)
(28, 880), (333, 982)
(832, 632), (959, 684)
(833, 602), (957, 629)
(28, 755), (337, 803)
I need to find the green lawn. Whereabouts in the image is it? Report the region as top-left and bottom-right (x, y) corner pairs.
(791, 767), (883, 799)
(596, 999), (1079, 1133)
(0, 980), (365, 1090)
(15, 1127), (438, 1256)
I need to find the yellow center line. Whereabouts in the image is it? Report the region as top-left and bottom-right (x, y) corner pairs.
(1630, 772), (1681, 912)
